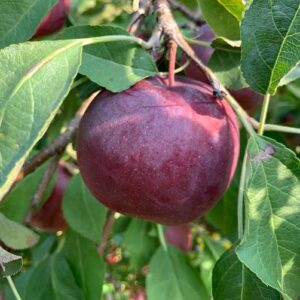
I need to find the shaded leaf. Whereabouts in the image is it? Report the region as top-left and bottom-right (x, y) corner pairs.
(24, 254), (84, 300)
(62, 174), (107, 243)
(237, 135), (300, 299)
(0, 41), (82, 199)
(213, 248), (280, 299)
(59, 25), (158, 92)
(0, 162), (50, 223)
(124, 219), (158, 270)
(0, 247), (22, 277)
(197, 0), (240, 40)
(146, 246), (208, 300)
(241, 1), (300, 94)
(62, 229), (105, 300)
(0, 0), (57, 48)
(208, 49), (246, 89)
(0, 213), (39, 250)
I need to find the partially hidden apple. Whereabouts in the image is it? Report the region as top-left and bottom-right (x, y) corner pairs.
(184, 24), (263, 113)
(165, 224), (192, 252)
(77, 76), (239, 225)
(29, 164), (71, 232)
(34, 0), (70, 38)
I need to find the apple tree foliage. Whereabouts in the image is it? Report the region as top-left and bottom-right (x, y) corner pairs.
(0, 0), (300, 299)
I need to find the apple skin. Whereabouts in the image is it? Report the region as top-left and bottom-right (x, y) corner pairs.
(77, 76), (239, 225)
(165, 224), (192, 252)
(184, 25), (263, 113)
(29, 164), (71, 232)
(34, 0), (70, 38)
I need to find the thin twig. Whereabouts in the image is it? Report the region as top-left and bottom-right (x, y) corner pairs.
(98, 210), (115, 256)
(250, 118), (300, 135)
(127, 0), (153, 34)
(6, 276), (21, 300)
(25, 155), (60, 224)
(157, 224), (168, 251)
(168, 0), (204, 25)
(18, 92), (98, 182)
(258, 94), (271, 135)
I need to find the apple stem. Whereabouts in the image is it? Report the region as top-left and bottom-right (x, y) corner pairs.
(237, 152), (248, 240)
(6, 276), (22, 300)
(257, 94), (271, 135)
(157, 224), (168, 252)
(168, 40), (177, 86)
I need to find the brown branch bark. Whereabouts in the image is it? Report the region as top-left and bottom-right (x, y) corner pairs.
(127, 0), (153, 34)
(168, 0), (204, 25)
(25, 154), (60, 224)
(98, 210), (115, 256)
(17, 91), (98, 182)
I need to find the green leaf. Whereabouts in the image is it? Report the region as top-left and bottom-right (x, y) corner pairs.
(208, 49), (247, 90)
(0, 0), (58, 49)
(209, 38), (246, 89)
(62, 230), (105, 300)
(199, 234), (226, 293)
(62, 174), (107, 243)
(213, 248), (280, 299)
(241, 1), (300, 94)
(24, 254), (84, 300)
(146, 246), (208, 300)
(237, 135), (300, 299)
(217, 0), (245, 21)
(124, 219), (158, 270)
(59, 25), (158, 92)
(197, 0), (240, 40)
(0, 212), (39, 250)
(279, 65), (300, 87)
(0, 41), (82, 200)
(0, 162), (49, 222)
(0, 247), (22, 277)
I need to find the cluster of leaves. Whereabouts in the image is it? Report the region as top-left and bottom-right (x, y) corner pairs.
(0, 0), (300, 299)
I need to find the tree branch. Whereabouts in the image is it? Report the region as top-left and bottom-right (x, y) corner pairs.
(127, 0), (153, 34)
(17, 91), (98, 182)
(98, 210), (115, 256)
(25, 154), (60, 224)
(168, 0), (204, 25)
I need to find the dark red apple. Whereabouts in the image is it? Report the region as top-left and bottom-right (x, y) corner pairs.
(77, 76), (239, 225)
(165, 224), (192, 252)
(29, 164), (71, 232)
(34, 0), (70, 38)
(184, 24), (263, 113)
